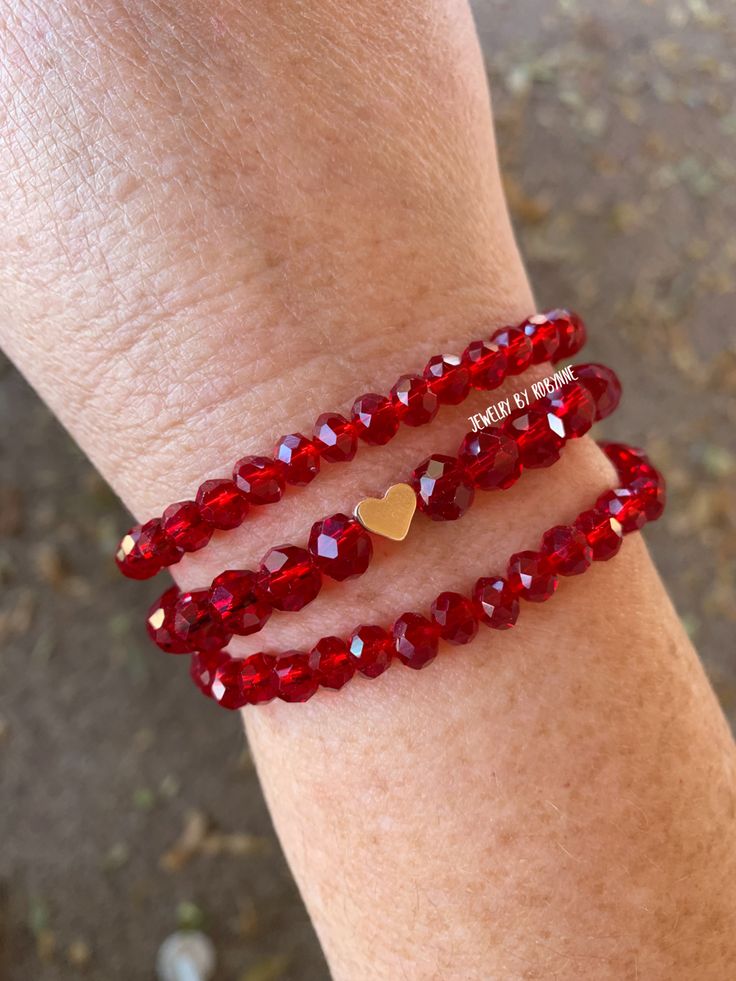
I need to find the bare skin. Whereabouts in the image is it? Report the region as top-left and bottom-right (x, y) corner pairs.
(1, 1), (734, 978)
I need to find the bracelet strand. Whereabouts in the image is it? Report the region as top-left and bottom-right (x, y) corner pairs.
(116, 309), (587, 580)
(191, 441), (664, 709)
(146, 367), (618, 656)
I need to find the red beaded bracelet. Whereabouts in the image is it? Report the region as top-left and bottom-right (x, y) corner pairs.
(190, 441), (665, 709)
(115, 309), (587, 580)
(146, 367), (618, 656)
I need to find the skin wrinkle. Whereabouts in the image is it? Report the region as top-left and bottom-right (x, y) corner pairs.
(0, 1), (735, 978)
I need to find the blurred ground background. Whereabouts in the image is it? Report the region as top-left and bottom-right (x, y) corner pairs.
(1, 1), (734, 978)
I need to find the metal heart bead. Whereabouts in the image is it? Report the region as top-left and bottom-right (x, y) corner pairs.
(354, 483), (417, 542)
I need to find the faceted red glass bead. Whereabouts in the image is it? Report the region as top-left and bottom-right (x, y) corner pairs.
(196, 479), (249, 531)
(490, 326), (534, 374)
(162, 500), (214, 552)
(550, 309), (586, 360)
(259, 545), (322, 612)
(462, 339), (508, 390)
(472, 576), (519, 629)
(348, 625), (393, 678)
(211, 658), (249, 710)
(209, 569), (272, 635)
(313, 412), (358, 463)
(307, 513), (373, 582)
(507, 550), (559, 602)
(393, 612), (440, 669)
(233, 455), (287, 505)
(521, 313), (560, 364)
(541, 524), (593, 576)
(457, 428), (522, 491)
(275, 652), (319, 703)
(574, 508), (623, 561)
(547, 383), (596, 439)
(190, 649), (230, 697)
(595, 487), (647, 533)
(351, 393), (400, 445)
(505, 404), (565, 469)
(390, 374), (440, 427)
(410, 455), (475, 521)
(574, 363), (622, 421)
(273, 433), (321, 486)
(629, 473), (666, 522)
(309, 636), (356, 690)
(173, 589), (233, 652)
(423, 354), (471, 405)
(116, 519), (181, 579)
(602, 442), (653, 481)
(430, 592), (478, 645)
(241, 652), (279, 705)
(146, 587), (191, 653)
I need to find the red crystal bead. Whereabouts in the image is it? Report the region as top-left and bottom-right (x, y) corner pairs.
(307, 513), (373, 582)
(574, 508), (623, 560)
(351, 393), (400, 445)
(521, 313), (560, 364)
(162, 500), (214, 552)
(393, 612), (439, 669)
(462, 339), (508, 390)
(313, 412), (358, 463)
(574, 363), (622, 421)
(273, 433), (321, 486)
(116, 519), (181, 579)
(507, 550), (559, 602)
(309, 636), (356, 690)
(173, 589), (233, 652)
(602, 442), (653, 481)
(505, 403), (565, 468)
(595, 487), (647, 533)
(411, 455), (475, 521)
(241, 653), (279, 705)
(259, 545), (322, 612)
(490, 326), (534, 374)
(209, 569), (272, 635)
(146, 587), (191, 653)
(275, 652), (319, 703)
(430, 592), (478, 645)
(547, 383), (596, 439)
(233, 455), (287, 505)
(348, 625), (393, 678)
(390, 374), (440, 426)
(550, 309), (586, 360)
(457, 428), (522, 490)
(196, 479), (249, 531)
(211, 658), (249, 710)
(629, 473), (666, 522)
(541, 524), (593, 576)
(472, 576), (519, 629)
(423, 354), (471, 405)
(190, 649), (230, 697)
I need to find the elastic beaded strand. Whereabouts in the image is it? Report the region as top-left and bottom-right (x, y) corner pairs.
(116, 308), (587, 579)
(198, 442), (664, 709)
(147, 372), (608, 655)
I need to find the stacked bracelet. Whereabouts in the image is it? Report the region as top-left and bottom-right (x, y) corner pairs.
(115, 309), (587, 580)
(114, 308), (665, 711)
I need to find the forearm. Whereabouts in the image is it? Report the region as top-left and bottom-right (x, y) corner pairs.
(1, 2), (734, 978)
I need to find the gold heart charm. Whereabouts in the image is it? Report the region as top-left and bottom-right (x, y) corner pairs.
(354, 483), (417, 542)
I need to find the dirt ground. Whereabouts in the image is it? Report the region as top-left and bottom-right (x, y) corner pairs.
(1, 2), (734, 979)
